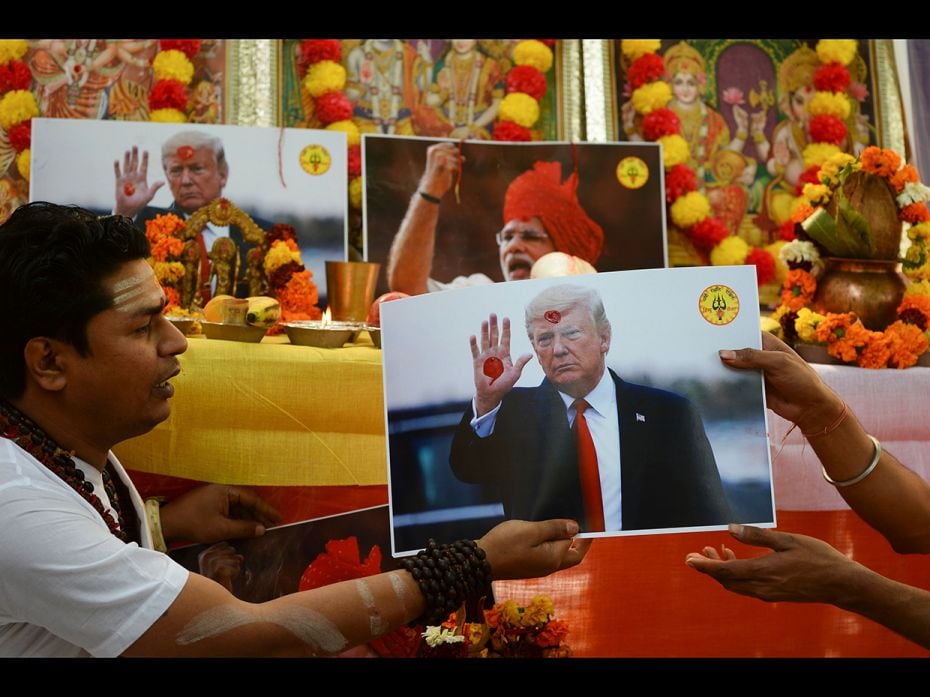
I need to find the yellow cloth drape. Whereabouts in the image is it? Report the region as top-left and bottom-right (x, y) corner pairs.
(114, 335), (386, 486)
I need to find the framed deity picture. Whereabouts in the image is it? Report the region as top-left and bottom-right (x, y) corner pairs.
(608, 39), (882, 268)
(381, 265), (775, 556)
(0, 39), (230, 224)
(363, 134), (667, 298)
(278, 39), (577, 140)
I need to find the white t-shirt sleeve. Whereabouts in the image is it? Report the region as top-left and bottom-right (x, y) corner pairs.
(0, 478), (189, 657)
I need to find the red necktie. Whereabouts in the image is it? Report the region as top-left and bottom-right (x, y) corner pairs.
(574, 399), (604, 532)
(196, 230), (211, 303)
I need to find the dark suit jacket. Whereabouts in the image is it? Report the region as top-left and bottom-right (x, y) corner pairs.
(134, 203), (271, 298)
(449, 370), (732, 531)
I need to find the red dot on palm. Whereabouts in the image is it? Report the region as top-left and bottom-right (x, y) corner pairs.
(483, 356), (504, 385)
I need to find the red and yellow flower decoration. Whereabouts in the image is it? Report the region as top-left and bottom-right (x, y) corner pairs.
(148, 40), (204, 123)
(145, 213), (187, 313)
(296, 40), (360, 213)
(0, 40), (36, 184)
(621, 39), (776, 286)
(770, 238), (930, 369)
(262, 223), (322, 328)
(493, 39), (554, 142)
(419, 594), (571, 659)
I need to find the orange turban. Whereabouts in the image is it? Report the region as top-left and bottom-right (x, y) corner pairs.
(502, 161), (604, 265)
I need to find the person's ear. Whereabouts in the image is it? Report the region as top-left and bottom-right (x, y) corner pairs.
(600, 327), (611, 354)
(22, 338), (70, 392)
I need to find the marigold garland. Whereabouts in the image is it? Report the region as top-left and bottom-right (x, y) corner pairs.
(627, 53), (665, 88)
(808, 91), (851, 120)
(621, 39), (662, 61)
(493, 40), (555, 142)
(0, 89), (38, 131)
(326, 119), (360, 147)
(710, 235), (750, 266)
(304, 60), (347, 98)
(816, 39), (859, 66)
(669, 190), (711, 228)
(152, 50), (194, 84)
(15, 150), (29, 181)
(657, 133), (689, 168)
(641, 107), (680, 140)
(631, 81), (672, 114)
(148, 40), (210, 123)
(7, 120), (29, 151)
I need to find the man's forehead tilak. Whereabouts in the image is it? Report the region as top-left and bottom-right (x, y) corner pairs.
(110, 265), (162, 313)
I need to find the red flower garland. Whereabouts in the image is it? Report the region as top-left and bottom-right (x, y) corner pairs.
(149, 78), (189, 111)
(7, 121), (30, 152)
(745, 247), (777, 285)
(0, 60), (30, 93)
(493, 120), (533, 142)
(689, 217), (730, 250)
(641, 107), (680, 141)
(315, 90), (353, 125)
(159, 39), (201, 61)
(664, 163), (698, 203)
(627, 53), (664, 89)
(347, 144), (361, 178)
(808, 115), (848, 147)
(814, 63), (852, 93)
(505, 65), (547, 101)
(299, 39), (341, 69)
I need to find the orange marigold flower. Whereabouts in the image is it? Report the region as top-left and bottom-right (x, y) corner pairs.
(898, 294), (930, 330)
(825, 320), (870, 362)
(790, 201), (815, 224)
(780, 268), (817, 310)
(856, 331), (892, 369)
(900, 202), (930, 224)
(860, 146), (902, 178)
(814, 312), (855, 343)
(163, 286), (181, 311)
(151, 236), (184, 261)
(886, 320), (930, 368)
(276, 268), (320, 320)
(145, 213), (186, 243)
(536, 618), (569, 648)
(891, 164), (920, 193)
(483, 605), (503, 629)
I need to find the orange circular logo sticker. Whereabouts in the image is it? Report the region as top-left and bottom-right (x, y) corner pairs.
(300, 145), (332, 175)
(616, 156), (649, 189)
(699, 285), (740, 326)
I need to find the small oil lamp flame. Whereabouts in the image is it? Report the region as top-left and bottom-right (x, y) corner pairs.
(322, 306), (332, 327)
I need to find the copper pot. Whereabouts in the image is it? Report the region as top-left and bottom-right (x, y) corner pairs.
(811, 257), (906, 330)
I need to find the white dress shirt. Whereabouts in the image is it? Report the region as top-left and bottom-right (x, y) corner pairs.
(470, 368), (622, 530)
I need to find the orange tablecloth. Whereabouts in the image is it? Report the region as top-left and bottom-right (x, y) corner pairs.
(120, 339), (930, 656)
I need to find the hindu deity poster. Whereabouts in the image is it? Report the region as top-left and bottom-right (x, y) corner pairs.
(280, 39), (563, 140)
(614, 39), (878, 269)
(381, 265), (775, 556)
(363, 134), (667, 298)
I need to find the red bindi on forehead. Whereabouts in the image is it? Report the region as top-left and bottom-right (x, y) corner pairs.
(176, 145), (195, 160)
(544, 310), (561, 324)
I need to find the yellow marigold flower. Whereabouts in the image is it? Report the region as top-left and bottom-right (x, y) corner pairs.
(808, 91), (851, 120)
(263, 239), (302, 276)
(526, 595), (555, 620)
(710, 235), (750, 266)
(818, 152), (857, 185)
(909, 262), (930, 281)
(760, 315), (783, 338)
(670, 190), (711, 228)
(153, 261), (185, 284)
(153, 50), (194, 84)
(766, 240), (789, 283)
(513, 40), (554, 73)
(15, 149), (29, 181)
(802, 183), (831, 206)
(0, 89), (38, 130)
(149, 107), (187, 123)
(816, 39), (858, 66)
(499, 92), (540, 128)
(621, 40), (661, 60)
(795, 307), (826, 344)
(906, 279), (930, 297)
(500, 600), (522, 627)
(326, 119), (360, 147)
(658, 134), (689, 168)
(348, 176), (363, 210)
(0, 39), (28, 65)
(908, 222), (930, 242)
(803, 142), (842, 170)
(631, 81), (672, 115)
(303, 60), (346, 98)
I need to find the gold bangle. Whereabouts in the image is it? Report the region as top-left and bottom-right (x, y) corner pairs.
(753, 132), (767, 143)
(822, 434), (881, 488)
(145, 497), (168, 553)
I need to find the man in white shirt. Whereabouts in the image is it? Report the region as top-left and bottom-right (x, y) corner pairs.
(0, 202), (589, 656)
(450, 283), (732, 532)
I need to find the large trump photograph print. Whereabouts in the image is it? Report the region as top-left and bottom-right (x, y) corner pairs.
(382, 266), (775, 556)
